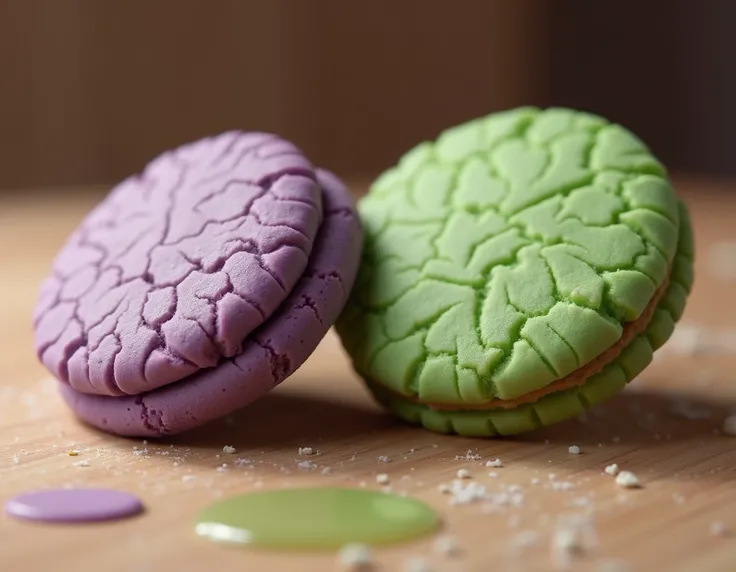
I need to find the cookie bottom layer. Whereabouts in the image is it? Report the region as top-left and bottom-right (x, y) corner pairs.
(363, 202), (694, 437)
(59, 170), (362, 437)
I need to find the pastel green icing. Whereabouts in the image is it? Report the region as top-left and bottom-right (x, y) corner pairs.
(337, 107), (691, 422)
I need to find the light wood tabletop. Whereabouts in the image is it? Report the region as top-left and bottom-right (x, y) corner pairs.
(0, 180), (735, 572)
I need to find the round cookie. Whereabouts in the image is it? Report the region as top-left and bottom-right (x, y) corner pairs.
(34, 132), (323, 397)
(336, 107), (694, 437)
(59, 169), (362, 436)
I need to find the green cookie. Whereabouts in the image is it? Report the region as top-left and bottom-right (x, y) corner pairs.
(336, 107), (694, 437)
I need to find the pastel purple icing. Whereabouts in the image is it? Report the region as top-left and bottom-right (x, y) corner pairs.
(5, 488), (144, 523)
(58, 168), (362, 436)
(34, 132), (322, 397)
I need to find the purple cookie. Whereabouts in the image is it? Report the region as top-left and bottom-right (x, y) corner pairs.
(58, 169), (362, 436)
(34, 132), (323, 396)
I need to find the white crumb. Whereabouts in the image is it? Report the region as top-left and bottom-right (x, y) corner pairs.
(604, 464), (620, 476)
(376, 473), (390, 485)
(132, 448), (148, 456)
(710, 521), (729, 536)
(12, 454), (20, 465)
(377, 455), (392, 463)
(433, 534), (460, 556)
(615, 471), (641, 488)
(548, 473), (557, 481)
(321, 467), (332, 475)
(447, 480), (489, 505)
(234, 457), (252, 466)
(297, 460), (317, 471)
(551, 481), (575, 491)
(403, 556), (431, 572)
(550, 515), (597, 569)
(723, 415), (736, 436)
(438, 483), (452, 494)
(216, 463), (228, 472)
(337, 543), (373, 570)
(298, 447), (314, 456)
(456, 468), (471, 479)
(182, 474), (196, 483)
(488, 472), (498, 478)
(673, 493), (685, 505)
(222, 445), (236, 454)
(455, 449), (482, 461)
(72, 459), (90, 467)
(568, 445), (581, 455)
(485, 458), (503, 468)
(531, 478), (541, 485)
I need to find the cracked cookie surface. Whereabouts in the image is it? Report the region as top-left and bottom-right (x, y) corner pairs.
(336, 107), (691, 414)
(60, 169), (363, 436)
(34, 132), (322, 396)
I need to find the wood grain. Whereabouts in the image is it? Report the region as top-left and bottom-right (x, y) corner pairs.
(0, 0), (542, 190)
(0, 181), (735, 572)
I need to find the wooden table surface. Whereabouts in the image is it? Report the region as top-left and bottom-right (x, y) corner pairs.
(1, 181), (735, 572)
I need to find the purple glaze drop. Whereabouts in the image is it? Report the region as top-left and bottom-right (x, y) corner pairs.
(5, 488), (144, 523)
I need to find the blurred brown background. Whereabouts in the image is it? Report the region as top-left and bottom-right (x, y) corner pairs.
(0, 0), (733, 192)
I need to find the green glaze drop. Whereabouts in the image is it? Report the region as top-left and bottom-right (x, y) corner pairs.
(194, 487), (441, 549)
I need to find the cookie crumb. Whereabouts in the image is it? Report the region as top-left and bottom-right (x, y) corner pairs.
(337, 544), (373, 570)
(222, 445), (236, 454)
(456, 468), (471, 479)
(551, 527), (584, 566)
(298, 447), (314, 456)
(551, 481), (575, 491)
(433, 534), (460, 556)
(568, 445), (581, 455)
(376, 473), (390, 485)
(377, 455), (392, 463)
(604, 464), (620, 476)
(615, 471), (641, 488)
(448, 480), (489, 505)
(723, 415), (736, 436)
(710, 521), (729, 536)
(456, 450), (482, 461)
(485, 458), (503, 468)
